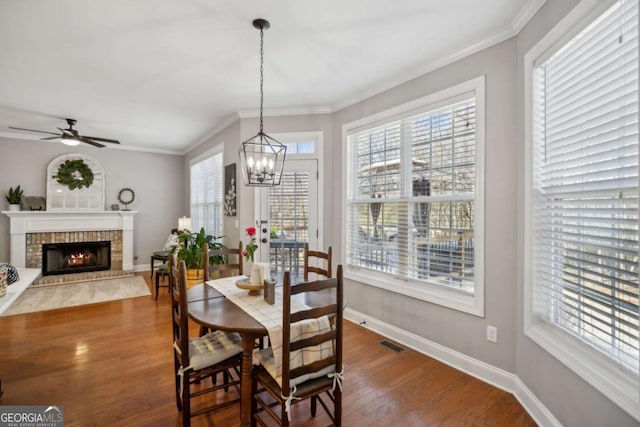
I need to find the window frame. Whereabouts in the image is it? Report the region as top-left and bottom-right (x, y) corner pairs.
(342, 76), (485, 316)
(189, 144), (224, 238)
(523, 0), (640, 420)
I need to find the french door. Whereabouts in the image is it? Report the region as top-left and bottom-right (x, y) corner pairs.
(256, 159), (319, 277)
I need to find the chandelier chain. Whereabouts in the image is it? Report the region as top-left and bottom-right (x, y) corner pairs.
(259, 27), (264, 133)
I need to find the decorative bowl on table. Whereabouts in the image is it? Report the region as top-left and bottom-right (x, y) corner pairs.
(236, 278), (264, 296)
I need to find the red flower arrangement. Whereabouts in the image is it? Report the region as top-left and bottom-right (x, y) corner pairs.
(243, 226), (258, 262)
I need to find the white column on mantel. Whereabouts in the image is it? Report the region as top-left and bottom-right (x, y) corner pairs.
(1, 211), (138, 269)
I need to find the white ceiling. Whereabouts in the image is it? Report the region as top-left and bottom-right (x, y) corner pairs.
(0, 0), (543, 154)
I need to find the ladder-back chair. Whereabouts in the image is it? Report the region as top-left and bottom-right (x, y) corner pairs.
(304, 243), (332, 280)
(251, 265), (344, 426)
(170, 255), (242, 426)
(203, 242), (243, 280)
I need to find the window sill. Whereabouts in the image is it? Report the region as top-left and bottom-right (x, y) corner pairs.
(526, 320), (640, 422)
(345, 267), (484, 317)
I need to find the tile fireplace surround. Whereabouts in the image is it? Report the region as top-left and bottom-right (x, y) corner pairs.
(2, 211), (136, 271)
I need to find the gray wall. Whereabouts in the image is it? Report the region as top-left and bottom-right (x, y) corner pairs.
(332, 37), (519, 372)
(185, 114), (333, 250)
(515, 1), (639, 426)
(0, 138), (185, 268)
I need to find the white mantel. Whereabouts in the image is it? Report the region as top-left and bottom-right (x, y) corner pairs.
(2, 210), (137, 269)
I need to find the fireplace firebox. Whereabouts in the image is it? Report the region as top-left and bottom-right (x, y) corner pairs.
(42, 241), (111, 276)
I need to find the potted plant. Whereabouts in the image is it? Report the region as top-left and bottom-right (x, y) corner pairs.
(6, 185), (24, 211)
(169, 227), (225, 287)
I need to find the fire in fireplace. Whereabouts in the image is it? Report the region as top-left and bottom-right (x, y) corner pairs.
(42, 241), (111, 276)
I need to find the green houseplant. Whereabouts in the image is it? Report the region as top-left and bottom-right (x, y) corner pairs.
(6, 185), (24, 210)
(169, 227), (225, 286)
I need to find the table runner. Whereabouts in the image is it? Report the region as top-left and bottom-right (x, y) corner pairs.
(206, 275), (312, 385)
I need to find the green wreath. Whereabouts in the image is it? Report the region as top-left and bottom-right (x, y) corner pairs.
(55, 159), (94, 190)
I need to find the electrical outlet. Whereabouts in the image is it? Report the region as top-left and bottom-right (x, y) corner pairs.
(486, 325), (498, 343)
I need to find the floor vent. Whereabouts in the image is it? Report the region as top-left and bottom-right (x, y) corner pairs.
(380, 340), (404, 353)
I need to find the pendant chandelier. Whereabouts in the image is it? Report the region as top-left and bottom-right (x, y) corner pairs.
(239, 18), (287, 187)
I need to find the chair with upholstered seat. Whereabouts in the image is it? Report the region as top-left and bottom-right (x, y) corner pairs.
(154, 261), (170, 300)
(153, 228), (179, 300)
(251, 265), (344, 427)
(304, 243), (332, 280)
(170, 255), (242, 426)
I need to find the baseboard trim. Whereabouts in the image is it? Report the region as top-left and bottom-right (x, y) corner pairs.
(133, 263), (150, 273)
(513, 376), (562, 427)
(344, 307), (561, 427)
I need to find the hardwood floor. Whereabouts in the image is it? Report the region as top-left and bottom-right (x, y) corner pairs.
(0, 272), (536, 426)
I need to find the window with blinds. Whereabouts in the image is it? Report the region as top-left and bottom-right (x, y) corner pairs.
(190, 152), (224, 238)
(346, 92), (480, 299)
(531, 0), (639, 375)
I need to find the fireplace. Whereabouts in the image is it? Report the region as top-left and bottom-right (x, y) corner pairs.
(42, 241), (111, 276)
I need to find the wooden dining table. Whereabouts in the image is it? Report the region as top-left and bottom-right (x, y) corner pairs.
(187, 275), (338, 426)
(187, 282), (267, 427)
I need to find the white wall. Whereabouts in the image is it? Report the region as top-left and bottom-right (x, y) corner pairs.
(0, 138), (185, 269)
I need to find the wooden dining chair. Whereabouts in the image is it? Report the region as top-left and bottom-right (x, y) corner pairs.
(203, 242), (243, 280)
(251, 265), (344, 427)
(304, 243), (332, 280)
(199, 243), (244, 336)
(170, 255), (243, 427)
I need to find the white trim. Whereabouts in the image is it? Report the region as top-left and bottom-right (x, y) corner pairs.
(253, 131), (325, 258)
(344, 308), (562, 427)
(332, 29), (513, 112)
(523, 0), (640, 422)
(511, 0), (549, 33)
(183, 113), (240, 155)
(526, 323), (640, 421)
(133, 263), (149, 273)
(512, 376), (563, 427)
(188, 141), (224, 166)
(0, 132), (185, 156)
(237, 106), (332, 118)
(341, 76), (485, 317)
(2, 210), (137, 270)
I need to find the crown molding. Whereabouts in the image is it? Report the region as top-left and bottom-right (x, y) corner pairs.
(331, 26), (515, 112)
(181, 113), (240, 155)
(0, 131), (184, 156)
(511, 0), (548, 33)
(236, 106), (332, 119)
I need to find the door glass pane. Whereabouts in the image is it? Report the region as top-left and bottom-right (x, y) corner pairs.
(268, 171), (310, 277)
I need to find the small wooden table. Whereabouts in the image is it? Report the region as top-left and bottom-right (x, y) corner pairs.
(187, 283), (267, 427)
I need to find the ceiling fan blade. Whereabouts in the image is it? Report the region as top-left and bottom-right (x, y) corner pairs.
(9, 126), (60, 136)
(40, 136), (61, 140)
(81, 135), (120, 144)
(78, 136), (105, 148)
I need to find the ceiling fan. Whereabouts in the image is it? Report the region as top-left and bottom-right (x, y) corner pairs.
(9, 118), (120, 148)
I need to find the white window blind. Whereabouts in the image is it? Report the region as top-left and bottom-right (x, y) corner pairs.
(532, 0), (639, 374)
(190, 152), (224, 238)
(347, 95), (478, 294)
